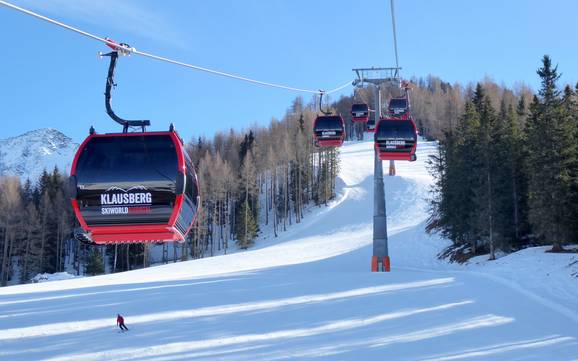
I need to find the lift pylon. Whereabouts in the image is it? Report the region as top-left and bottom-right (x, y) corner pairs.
(353, 67), (400, 272)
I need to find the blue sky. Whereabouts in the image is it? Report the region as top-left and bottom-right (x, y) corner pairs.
(1, 0), (577, 144)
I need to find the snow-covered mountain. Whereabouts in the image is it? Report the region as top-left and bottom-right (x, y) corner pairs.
(0, 128), (78, 182)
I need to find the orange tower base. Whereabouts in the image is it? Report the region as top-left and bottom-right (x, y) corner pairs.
(371, 256), (391, 272)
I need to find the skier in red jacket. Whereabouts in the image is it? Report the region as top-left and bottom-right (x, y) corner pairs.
(117, 314), (129, 331)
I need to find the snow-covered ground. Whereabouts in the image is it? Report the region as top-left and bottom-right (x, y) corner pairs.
(30, 272), (83, 284)
(1, 139), (577, 361)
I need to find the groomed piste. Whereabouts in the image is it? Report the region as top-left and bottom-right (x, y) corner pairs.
(1, 138), (577, 361)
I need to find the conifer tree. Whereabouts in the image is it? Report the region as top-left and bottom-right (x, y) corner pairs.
(525, 55), (575, 250)
(499, 102), (529, 247)
(86, 248), (105, 276)
(236, 151), (258, 248)
(559, 85), (578, 242)
(456, 99), (482, 251)
(20, 202), (42, 283)
(235, 200), (257, 249)
(469, 86), (496, 257)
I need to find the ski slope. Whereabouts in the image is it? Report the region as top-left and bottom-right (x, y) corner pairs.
(1, 139), (577, 361)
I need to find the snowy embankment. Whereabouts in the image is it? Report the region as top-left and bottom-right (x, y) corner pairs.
(1, 139), (577, 361)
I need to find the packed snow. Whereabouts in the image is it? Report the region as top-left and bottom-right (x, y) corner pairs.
(30, 272), (82, 284)
(1, 138), (577, 360)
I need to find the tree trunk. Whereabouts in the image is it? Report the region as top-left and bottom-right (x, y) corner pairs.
(265, 171), (269, 225)
(284, 163), (289, 230)
(318, 149), (322, 204)
(297, 163), (302, 222)
(75, 238), (81, 275)
(113, 244), (118, 273)
(220, 199), (225, 252)
(101, 246), (106, 273)
(550, 242), (565, 252)
(215, 200), (220, 252)
(224, 195), (230, 254)
(244, 179), (249, 245)
(1, 229), (10, 286)
(8, 231), (15, 280)
(126, 244), (130, 271)
(56, 223), (61, 273)
(511, 170), (520, 242)
(488, 169), (495, 261)
(22, 225), (32, 283)
(163, 243), (168, 264)
(272, 168), (278, 237)
(143, 243), (148, 268)
(231, 199), (236, 241)
(39, 213), (47, 272)
(324, 150), (328, 205)
(310, 151), (315, 203)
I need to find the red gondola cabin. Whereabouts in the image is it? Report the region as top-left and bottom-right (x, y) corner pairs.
(374, 117), (417, 161)
(70, 131), (200, 244)
(387, 97), (410, 119)
(313, 115), (345, 147)
(366, 116), (376, 133)
(351, 103), (369, 122)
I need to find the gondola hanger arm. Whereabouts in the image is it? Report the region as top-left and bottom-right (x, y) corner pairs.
(100, 42), (150, 133)
(318, 91), (332, 115)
